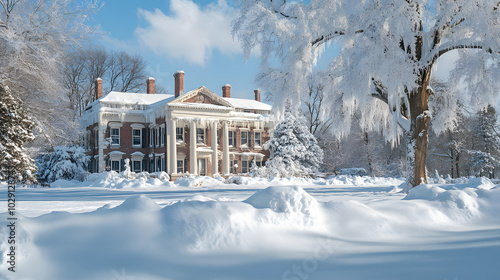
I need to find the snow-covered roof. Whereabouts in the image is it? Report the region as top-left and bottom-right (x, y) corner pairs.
(168, 102), (232, 111)
(223, 98), (272, 111)
(100, 91), (175, 105)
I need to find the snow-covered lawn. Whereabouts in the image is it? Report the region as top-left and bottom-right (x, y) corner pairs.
(1, 175), (499, 280)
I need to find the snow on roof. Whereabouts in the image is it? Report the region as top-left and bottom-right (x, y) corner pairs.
(223, 98), (272, 111)
(99, 91), (174, 105)
(168, 102), (232, 110)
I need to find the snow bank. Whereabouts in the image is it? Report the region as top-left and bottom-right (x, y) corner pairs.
(174, 176), (225, 187)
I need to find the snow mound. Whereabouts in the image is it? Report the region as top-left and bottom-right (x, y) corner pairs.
(404, 184), (480, 218)
(244, 186), (319, 215)
(467, 177), (495, 189)
(174, 176), (224, 187)
(111, 195), (161, 212)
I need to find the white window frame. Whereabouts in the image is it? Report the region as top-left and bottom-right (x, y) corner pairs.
(132, 128), (141, 147)
(155, 127), (160, 147)
(197, 128), (205, 145)
(177, 160), (184, 173)
(176, 127), (184, 143)
(242, 160), (249, 173)
(254, 131), (262, 148)
(228, 130), (235, 147)
(160, 125), (165, 147)
(111, 160), (120, 172)
(241, 131), (248, 147)
(133, 160), (142, 172)
(149, 128), (153, 147)
(110, 128), (120, 146)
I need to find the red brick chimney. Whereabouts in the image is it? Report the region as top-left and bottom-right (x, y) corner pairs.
(254, 89), (261, 102)
(147, 77), (155, 94)
(95, 78), (103, 100)
(222, 84), (231, 98)
(174, 71), (184, 97)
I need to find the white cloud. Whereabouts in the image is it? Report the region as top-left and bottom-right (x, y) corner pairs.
(135, 0), (241, 66)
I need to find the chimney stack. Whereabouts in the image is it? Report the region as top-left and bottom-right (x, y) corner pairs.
(254, 89), (261, 102)
(222, 84), (231, 98)
(95, 78), (103, 100)
(174, 71), (184, 97)
(147, 77), (155, 94)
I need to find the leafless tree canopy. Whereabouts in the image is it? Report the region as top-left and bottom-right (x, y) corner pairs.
(63, 46), (149, 117)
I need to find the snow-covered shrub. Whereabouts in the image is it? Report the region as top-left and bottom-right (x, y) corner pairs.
(252, 110), (323, 178)
(37, 145), (89, 182)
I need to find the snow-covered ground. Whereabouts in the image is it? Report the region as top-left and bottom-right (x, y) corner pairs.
(1, 174), (499, 280)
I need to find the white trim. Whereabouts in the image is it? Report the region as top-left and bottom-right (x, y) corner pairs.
(130, 123), (145, 129)
(109, 122), (123, 128)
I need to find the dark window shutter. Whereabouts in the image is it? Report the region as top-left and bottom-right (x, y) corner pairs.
(142, 128), (146, 148)
(120, 159), (125, 171)
(184, 158), (188, 173)
(142, 159), (146, 171)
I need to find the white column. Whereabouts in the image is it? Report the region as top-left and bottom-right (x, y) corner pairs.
(98, 124), (105, 172)
(222, 121), (230, 175)
(190, 121), (198, 175)
(211, 122), (218, 175)
(167, 119), (177, 174)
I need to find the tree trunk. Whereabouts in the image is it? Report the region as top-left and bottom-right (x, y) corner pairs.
(406, 70), (432, 189)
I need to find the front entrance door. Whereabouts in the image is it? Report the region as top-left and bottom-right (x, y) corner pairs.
(198, 159), (206, 176)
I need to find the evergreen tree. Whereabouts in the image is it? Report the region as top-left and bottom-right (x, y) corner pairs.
(0, 84), (36, 183)
(36, 145), (89, 182)
(469, 105), (500, 178)
(252, 110), (324, 178)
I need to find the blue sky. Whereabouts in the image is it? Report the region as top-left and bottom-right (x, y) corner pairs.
(93, 0), (262, 100)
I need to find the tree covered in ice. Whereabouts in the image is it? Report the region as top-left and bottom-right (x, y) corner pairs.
(0, 83), (36, 183)
(252, 110), (323, 178)
(36, 145), (89, 182)
(233, 0), (500, 189)
(0, 0), (100, 152)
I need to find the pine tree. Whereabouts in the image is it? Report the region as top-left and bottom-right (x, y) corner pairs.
(0, 84), (36, 183)
(469, 105), (500, 178)
(252, 110), (323, 178)
(36, 145), (89, 182)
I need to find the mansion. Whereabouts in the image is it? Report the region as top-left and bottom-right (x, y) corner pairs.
(80, 71), (273, 179)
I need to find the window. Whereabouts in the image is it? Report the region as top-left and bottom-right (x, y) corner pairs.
(133, 161), (141, 172)
(111, 160), (120, 172)
(241, 131), (248, 147)
(217, 129), (220, 145)
(86, 131), (91, 151)
(160, 126), (165, 147)
(155, 127), (160, 147)
(197, 128), (205, 144)
(132, 129), (141, 146)
(177, 160), (184, 173)
(176, 127), (184, 143)
(94, 130), (98, 149)
(242, 160), (248, 173)
(228, 131), (235, 146)
(111, 128), (120, 145)
(254, 132), (262, 147)
(149, 128), (153, 147)
(255, 160), (262, 167)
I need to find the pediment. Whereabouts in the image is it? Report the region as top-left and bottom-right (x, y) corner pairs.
(168, 86), (234, 108)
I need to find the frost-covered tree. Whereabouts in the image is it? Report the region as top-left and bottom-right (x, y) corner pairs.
(36, 145), (89, 182)
(0, 83), (36, 183)
(233, 0), (500, 189)
(252, 110), (323, 178)
(0, 0), (100, 152)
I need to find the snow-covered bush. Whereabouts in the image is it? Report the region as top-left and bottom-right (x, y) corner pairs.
(251, 110), (323, 178)
(37, 145), (90, 182)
